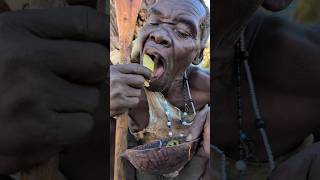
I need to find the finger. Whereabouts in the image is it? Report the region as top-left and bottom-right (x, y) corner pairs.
(52, 112), (94, 144)
(48, 76), (100, 114)
(2, 6), (107, 45)
(36, 40), (107, 84)
(123, 74), (145, 89)
(124, 86), (142, 98)
(116, 64), (152, 80)
(113, 83), (142, 97)
(186, 105), (210, 141)
(125, 97), (140, 107)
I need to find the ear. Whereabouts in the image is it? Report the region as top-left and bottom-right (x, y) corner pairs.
(262, 0), (294, 11)
(192, 48), (205, 65)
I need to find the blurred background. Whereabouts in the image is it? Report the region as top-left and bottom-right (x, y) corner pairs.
(263, 0), (320, 24)
(108, 0), (319, 68)
(199, 0), (320, 70)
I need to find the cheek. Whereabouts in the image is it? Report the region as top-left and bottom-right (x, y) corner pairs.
(137, 26), (153, 47)
(175, 39), (198, 63)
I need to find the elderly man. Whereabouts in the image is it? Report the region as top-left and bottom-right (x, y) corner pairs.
(213, 0), (320, 179)
(110, 0), (210, 179)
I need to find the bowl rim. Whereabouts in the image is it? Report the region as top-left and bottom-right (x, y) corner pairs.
(124, 138), (200, 152)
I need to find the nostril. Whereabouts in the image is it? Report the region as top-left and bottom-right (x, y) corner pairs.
(149, 31), (171, 47)
(150, 35), (156, 41)
(161, 40), (169, 47)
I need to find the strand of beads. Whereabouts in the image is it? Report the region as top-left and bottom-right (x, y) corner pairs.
(164, 100), (173, 138)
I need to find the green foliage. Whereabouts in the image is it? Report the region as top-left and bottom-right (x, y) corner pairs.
(200, 39), (210, 69)
(294, 0), (320, 24)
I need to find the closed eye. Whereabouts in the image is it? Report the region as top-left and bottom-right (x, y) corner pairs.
(174, 29), (191, 38)
(149, 22), (159, 26)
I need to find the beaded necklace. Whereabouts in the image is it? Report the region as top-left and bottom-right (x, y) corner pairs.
(163, 71), (197, 145)
(211, 31), (276, 180)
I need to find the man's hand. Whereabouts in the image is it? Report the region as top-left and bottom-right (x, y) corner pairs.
(110, 64), (151, 117)
(186, 105), (210, 158)
(0, 6), (107, 174)
(269, 142), (320, 180)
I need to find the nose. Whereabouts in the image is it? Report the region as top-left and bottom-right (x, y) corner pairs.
(149, 29), (171, 48)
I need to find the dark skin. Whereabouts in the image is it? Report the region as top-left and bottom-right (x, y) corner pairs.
(110, 0), (210, 178)
(0, 6), (108, 180)
(213, 0), (320, 178)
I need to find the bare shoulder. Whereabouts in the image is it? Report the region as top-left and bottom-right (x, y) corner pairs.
(251, 13), (320, 96)
(258, 13), (320, 49)
(189, 66), (210, 105)
(189, 66), (210, 90)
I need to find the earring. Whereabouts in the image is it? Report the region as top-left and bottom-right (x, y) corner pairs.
(192, 57), (203, 65)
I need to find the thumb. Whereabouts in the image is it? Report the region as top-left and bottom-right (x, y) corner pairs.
(186, 104), (210, 141)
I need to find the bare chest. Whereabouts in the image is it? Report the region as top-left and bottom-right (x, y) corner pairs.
(213, 78), (318, 161)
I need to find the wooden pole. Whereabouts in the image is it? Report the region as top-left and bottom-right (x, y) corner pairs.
(20, 156), (64, 180)
(113, 0), (142, 179)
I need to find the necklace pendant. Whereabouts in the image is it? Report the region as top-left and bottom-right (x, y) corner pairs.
(180, 111), (195, 126)
(181, 120), (193, 126)
(235, 160), (247, 172)
(166, 139), (180, 147)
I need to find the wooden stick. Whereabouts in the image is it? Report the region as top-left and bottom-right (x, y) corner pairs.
(113, 0), (142, 179)
(20, 155), (63, 180)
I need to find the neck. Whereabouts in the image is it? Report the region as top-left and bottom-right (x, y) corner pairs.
(164, 70), (187, 108)
(213, 47), (236, 93)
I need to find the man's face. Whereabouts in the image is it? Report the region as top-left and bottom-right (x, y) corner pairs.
(138, 0), (206, 92)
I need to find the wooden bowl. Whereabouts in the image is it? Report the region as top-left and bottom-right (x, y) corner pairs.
(121, 138), (199, 175)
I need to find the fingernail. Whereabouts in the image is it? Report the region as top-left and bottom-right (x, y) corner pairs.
(186, 134), (192, 141)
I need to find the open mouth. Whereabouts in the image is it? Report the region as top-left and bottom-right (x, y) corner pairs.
(144, 50), (166, 80)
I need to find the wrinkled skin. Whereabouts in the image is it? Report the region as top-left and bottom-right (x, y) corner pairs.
(110, 64), (151, 117)
(135, 0), (206, 92)
(213, 0), (320, 179)
(110, 0), (210, 179)
(127, 0), (210, 130)
(0, 6), (108, 180)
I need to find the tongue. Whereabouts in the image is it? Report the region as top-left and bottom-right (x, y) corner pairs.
(154, 65), (164, 78)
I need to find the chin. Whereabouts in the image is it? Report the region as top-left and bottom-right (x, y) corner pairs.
(147, 83), (166, 92)
(147, 73), (172, 93)
(147, 81), (170, 93)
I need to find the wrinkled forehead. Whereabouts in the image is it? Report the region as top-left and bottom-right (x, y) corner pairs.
(151, 0), (206, 22)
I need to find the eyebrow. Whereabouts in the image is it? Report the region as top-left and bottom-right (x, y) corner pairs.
(149, 8), (198, 34)
(149, 7), (163, 16)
